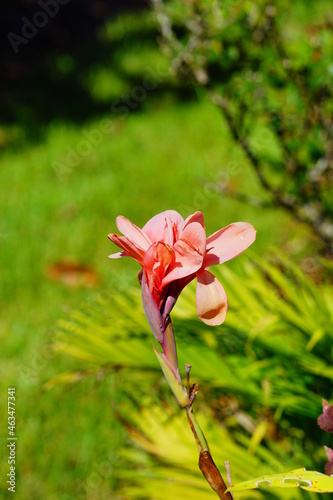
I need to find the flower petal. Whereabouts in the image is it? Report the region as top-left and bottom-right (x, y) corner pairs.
(162, 275), (194, 316)
(108, 234), (145, 264)
(178, 211), (206, 254)
(318, 400), (333, 433)
(180, 222), (206, 257)
(325, 446), (333, 463)
(143, 242), (174, 286)
(108, 251), (124, 259)
(204, 222), (256, 267)
(181, 211), (205, 231)
(162, 239), (203, 285)
(196, 269), (228, 325)
(142, 210), (184, 243)
(116, 216), (152, 251)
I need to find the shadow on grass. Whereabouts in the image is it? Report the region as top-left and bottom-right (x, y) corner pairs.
(1, 1), (196, 147)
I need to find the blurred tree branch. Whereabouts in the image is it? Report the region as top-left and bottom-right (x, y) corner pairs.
(151, 0), (333, 254)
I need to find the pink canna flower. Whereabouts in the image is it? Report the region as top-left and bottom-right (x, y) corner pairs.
(324, 446), (333, 476)
(318, 400), (333, 434)
(108, 209), (256, 326)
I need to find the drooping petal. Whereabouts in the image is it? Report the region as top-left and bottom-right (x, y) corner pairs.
(116, 215), (151, 250)
(162, 239), (203, 285)
(107, 234), (145, 264)
(196, 269), (228, 325)
(204, 222), (256, 267)
(142, 210), (184, 243)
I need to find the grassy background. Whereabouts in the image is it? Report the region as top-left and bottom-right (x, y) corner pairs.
(0, 6), (327, 500)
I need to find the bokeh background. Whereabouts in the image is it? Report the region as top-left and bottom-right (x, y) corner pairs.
(1, 0), (333, 498)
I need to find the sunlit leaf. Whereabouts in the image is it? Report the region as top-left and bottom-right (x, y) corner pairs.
(115, 400), (304, 499)
(227, 468), (333, 493)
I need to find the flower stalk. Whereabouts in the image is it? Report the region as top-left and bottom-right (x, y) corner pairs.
(154, 312), (232, 499)
(152, 345), (190, 407)
(186, 404), (209, 452)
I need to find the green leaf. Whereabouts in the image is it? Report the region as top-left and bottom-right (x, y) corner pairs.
(116, 397), (304, 499)
(227, 468), (333, 493)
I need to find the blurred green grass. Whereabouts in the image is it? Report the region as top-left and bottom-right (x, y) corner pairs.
(0, 7), (325, 499)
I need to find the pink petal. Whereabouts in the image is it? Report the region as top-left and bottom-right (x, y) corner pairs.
(163, 275), (195, 316)
(142, 210), (184, 243)
(108, 251), (124, 259)
(325, 446), (333, 463)
(180, 221), (206, 257)
(108, 234), (145, 264)
(162, 239), (203, 285)
(325, 460), (333, 476)
(196, 269), (228, 326)
(181, 211), (205, 231)
(116, 216), (151, 251)
(318, 401), (333, 433)
(143, 242), (174, 286)
(204, 222), (256, 267)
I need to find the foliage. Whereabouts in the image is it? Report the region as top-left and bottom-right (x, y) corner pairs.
(114, 397), (303, 499)
(227, 469), (333, 494)
(51, 252), (333, 498)
(151, 0), (333, 254)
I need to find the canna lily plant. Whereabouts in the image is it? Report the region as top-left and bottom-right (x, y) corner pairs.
(108, 209), (255, 499)
(108, 209), (333, 497)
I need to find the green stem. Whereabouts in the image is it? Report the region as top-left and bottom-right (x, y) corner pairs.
(185, 405), (209, 452)
(156, 315), (232, 499)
